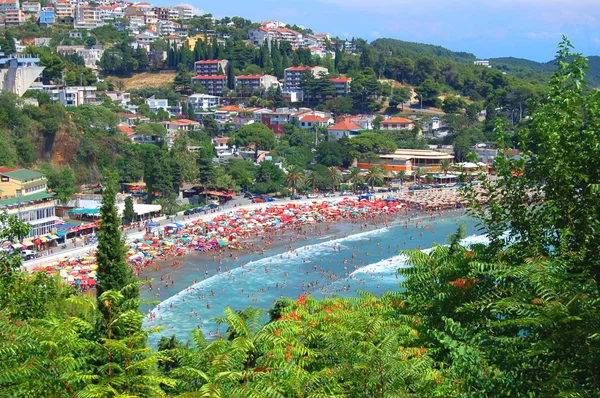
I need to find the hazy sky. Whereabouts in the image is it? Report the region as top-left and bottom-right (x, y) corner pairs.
(166, 0), (600, 62)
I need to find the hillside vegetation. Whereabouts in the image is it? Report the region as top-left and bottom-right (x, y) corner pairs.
(371, 38), (477, 62)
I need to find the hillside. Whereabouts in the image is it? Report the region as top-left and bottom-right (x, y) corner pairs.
(371, 38), (476, 62)
(490, 56), (600, 87)
(116, 72), (176, 90)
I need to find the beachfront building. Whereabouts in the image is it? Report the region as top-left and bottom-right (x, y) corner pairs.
(357, 149), (454, 173)
(0, 167), (59, 238)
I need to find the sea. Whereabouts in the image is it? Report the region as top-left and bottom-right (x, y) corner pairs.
(141, 210), (485, 346)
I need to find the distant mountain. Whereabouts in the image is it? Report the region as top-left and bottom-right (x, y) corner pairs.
(490, 56), (600, 88)
(370, 38), (600, 87)
(370, 38), (476, 63)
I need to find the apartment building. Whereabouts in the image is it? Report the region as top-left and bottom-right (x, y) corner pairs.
(0, 167), (58, 238)
(156, 19), (181, 36)
(260, 112), (291, 136)
(249, 24), (303, 47)
(98, 5), (124, 21)
(194, 59), (228, 76)
(54, 0), (73, 22)
(0, 0), (19, 13)
(191, 75), (226, 96)
(283, 66), (328, 90)
(4, 8), (24, 25)
(145, 95), (168, 113)
(21, 1), (40, 13)
(38, 7), (54, 26)
(153, 6), (179, 21)
(187, 93), (219, 111)
(74, 5), (103, 29)
(57, 45), (104, 68)
(235, 74), (278, 94)
(329, 77), (352, 97)
(175, 5), (193, 19)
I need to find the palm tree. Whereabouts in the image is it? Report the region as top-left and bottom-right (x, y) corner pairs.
(365, 166), (385, 191)
(117, 80), (124, 91)
(396, 170), (408, 189)
(304, 170), (319, 194)
(345, 167), (363, 193)
(440, 159), (452, 176)
(327, 167), (343, 193)
(413, 167), (425, 185)
(285, 166), (303, 197)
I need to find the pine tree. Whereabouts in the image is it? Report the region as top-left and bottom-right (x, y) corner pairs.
(95, 171), (139, 334)
(122, 196), (135, 225)
(226, 62), (235, 89)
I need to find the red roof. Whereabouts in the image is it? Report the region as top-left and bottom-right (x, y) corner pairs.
(217, 105), (243, 112)
(328, 121), (362, 131)
(382, 117), (414, 124)
(0, 166), (19, 173)
(236, 75), (264, 79)
(195, 59), (224, 64)
(215, 137), (229, 143)
(329, 77), (352, 83)
(285, 66), (312, 71)
(163, 35), (181, 39)
(117, 125), (134, 133)
(301, 115), (330, 122)
(192, 75), (226, 80)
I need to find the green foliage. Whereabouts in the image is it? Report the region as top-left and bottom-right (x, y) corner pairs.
(229, 123), (277, 162)
(372, 37), (476, 62)
(122, 195), (135, 225)
(95, 171), (139, 336)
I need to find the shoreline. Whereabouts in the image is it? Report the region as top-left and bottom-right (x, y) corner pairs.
(25, 192), (469, 290)
(139, 207), (466, 306)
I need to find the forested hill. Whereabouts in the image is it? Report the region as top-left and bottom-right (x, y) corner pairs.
(371, 37), (600, 87)
(491, 56), (600, 87)
(370, 38), (477, 62)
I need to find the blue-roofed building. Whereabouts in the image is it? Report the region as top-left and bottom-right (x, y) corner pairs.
(38, 7), (55, 26)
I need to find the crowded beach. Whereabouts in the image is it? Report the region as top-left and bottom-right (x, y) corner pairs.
(28, 189), (474, 290)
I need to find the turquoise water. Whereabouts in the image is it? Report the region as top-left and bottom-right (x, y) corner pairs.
(142, 210), (483, 345)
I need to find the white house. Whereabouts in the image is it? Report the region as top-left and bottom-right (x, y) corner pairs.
(380, 117), (414, 131)
(187, 93), (219, 111)
(298, 114), (333, 129)
(145, 96), (168, 114)
(327, 121), (362, 140)
(213, 137), (237, 158)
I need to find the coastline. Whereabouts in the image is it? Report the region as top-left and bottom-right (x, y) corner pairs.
(24, 191), (470, 290)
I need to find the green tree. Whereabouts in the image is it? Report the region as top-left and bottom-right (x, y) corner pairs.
(440, 159), (452, 175)
(442, 95), (467, 114)
(345, 167), (363, 192)
(415, 78), (441, 107)
(365, 166), (385, 190)
(229, 123), (277, 162)
(122, 195), (135, 225)
(326, 166), (343, 192)
(285, 165), (303, 196)
(95, 171), (139, 336)
(173, 63), (193, 94)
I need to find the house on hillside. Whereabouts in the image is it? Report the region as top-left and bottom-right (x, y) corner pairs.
(327, 121), (362, 140)
(380, 117), (414, 131)
(213, 137), (238, 158)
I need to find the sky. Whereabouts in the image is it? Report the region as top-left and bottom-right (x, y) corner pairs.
(163, 0), (600, 62)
